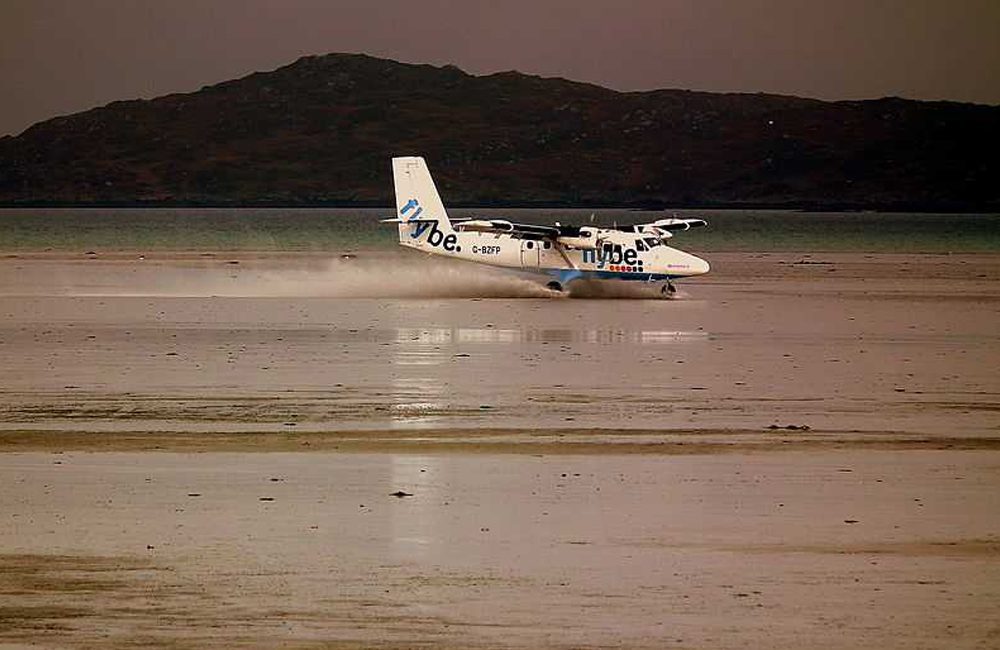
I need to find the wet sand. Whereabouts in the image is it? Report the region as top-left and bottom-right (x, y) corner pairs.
(2, 451), (999, 649)
(1, 251), (998, 437)
(1, 250), (999, 647)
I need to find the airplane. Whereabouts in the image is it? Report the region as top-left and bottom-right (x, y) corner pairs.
(383, 156), (710, 296)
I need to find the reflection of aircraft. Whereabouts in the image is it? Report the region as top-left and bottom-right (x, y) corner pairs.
(383, 157), (709, 295)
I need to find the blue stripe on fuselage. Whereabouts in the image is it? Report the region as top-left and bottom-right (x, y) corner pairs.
(542, 268), (680, 282)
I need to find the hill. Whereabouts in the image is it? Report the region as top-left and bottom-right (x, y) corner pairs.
(0, 53), (996, 209)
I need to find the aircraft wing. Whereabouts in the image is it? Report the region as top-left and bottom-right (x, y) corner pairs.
(454, 219), (561, 239)
(635, 218), (708, 232)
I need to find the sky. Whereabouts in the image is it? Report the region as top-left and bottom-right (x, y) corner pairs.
(1, 0), (998, 136)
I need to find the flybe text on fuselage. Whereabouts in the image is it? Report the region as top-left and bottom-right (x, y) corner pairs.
(582, 246), (643, 270)
(408, 219), (460, 252)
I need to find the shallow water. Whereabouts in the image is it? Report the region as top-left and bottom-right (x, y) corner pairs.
(1, 207), (998, 252)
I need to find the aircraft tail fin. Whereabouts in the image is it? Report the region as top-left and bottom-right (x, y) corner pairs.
(391, 157), (455, 245)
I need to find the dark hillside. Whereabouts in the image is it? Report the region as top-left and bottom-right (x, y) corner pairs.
(0, 53), (996, 209)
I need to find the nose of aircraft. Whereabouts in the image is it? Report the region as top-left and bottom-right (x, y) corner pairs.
(689, 254), (710, 275)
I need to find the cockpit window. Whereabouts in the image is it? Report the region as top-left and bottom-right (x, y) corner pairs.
(635, 239), (647, 252)
(644, 237), (660, 248)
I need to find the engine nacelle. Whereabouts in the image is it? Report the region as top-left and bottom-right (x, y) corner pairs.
(634, 223), (674, 241)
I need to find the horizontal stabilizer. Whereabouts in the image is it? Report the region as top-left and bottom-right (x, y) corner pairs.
(380, 217), (441, 223)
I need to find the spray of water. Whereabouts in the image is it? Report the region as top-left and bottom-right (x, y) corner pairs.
(219, 257), (678, 299)
(229, 256), (559, 298)
(64, 252), (680, 300)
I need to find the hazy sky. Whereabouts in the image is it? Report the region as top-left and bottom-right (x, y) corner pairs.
(2, 0), (998, 136)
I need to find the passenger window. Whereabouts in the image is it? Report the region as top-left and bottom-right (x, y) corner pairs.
(543, 241), (551, 249)
(526, 241), (534, 249)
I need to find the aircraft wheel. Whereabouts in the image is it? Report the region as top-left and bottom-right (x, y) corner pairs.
(661, 282), (677, 296)
(546, 281), (564, 292)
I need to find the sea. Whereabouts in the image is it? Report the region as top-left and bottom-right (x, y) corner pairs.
(0, 208), (998, 253)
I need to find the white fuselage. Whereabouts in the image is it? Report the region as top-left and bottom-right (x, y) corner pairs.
(400, 220), (710, 283)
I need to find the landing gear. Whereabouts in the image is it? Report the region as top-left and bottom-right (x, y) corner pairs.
(661, 281), (677, 297)
(546, 281), (564, 292)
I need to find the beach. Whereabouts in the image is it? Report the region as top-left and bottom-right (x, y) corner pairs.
(1, 250), (999, 647)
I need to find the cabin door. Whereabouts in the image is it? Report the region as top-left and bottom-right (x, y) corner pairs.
(519, 240), (540, 267)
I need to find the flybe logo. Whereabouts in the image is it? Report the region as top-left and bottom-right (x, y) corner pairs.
(400, 198), (423, 221)
(401, 197), (461, 251)
(583, 247), (644, 271)
(409, 220), (461, 252)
